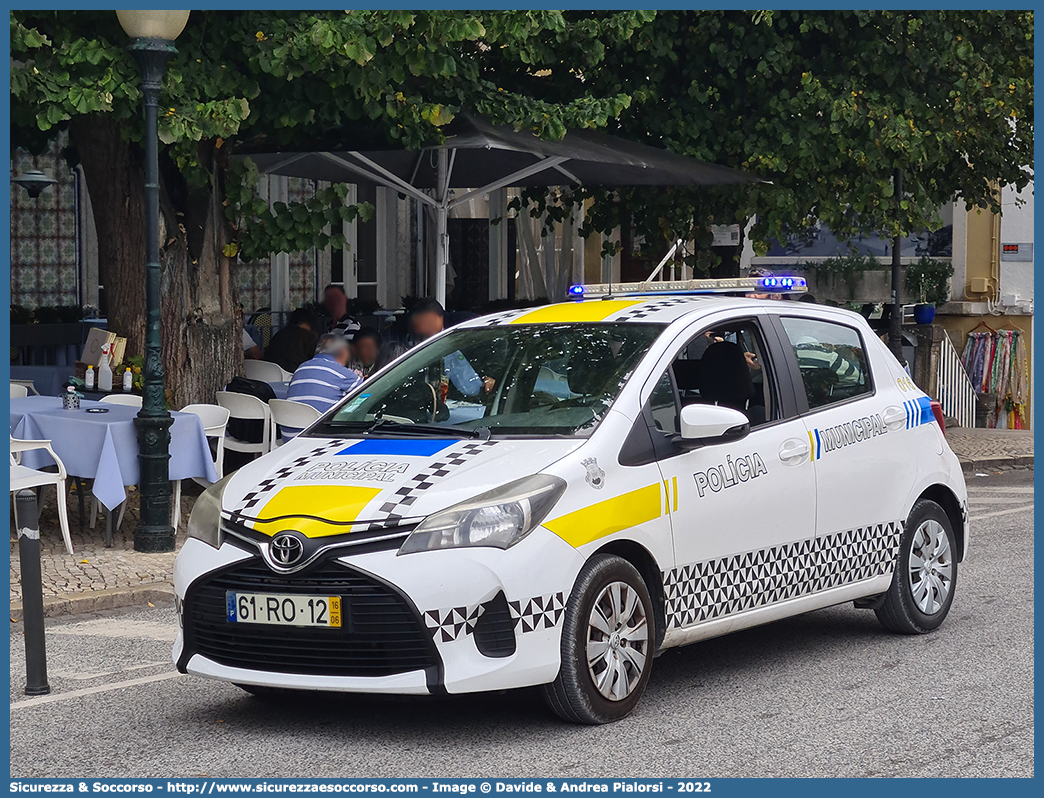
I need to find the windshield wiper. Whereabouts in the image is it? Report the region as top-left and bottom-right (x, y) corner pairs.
(362, 418), (490, 440)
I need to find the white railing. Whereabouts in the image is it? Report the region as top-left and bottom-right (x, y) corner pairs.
(937, 333), (976, 428)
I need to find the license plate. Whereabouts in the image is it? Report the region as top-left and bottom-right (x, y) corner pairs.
(226, 591), (342, 628)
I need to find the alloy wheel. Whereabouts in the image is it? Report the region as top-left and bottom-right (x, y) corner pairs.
(585, 580), (649, 701)
(907, 519), (953, 615)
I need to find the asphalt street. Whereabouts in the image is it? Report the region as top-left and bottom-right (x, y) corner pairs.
(10, 469), (1034, 778)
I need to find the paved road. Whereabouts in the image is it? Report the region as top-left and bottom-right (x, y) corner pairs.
(10, 470), (1034, 778)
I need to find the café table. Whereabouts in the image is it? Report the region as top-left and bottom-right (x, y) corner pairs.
(9, 396), (219, 545)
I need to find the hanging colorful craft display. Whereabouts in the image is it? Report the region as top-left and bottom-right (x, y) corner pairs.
(961, 328), (1029, 429)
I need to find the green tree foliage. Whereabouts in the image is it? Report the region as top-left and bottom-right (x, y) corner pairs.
(537, 10), (1034, 264)
(11, 10), (652, 259)
(9, 9), (652, 402)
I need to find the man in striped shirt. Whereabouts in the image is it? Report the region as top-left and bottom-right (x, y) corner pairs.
(283, 334), (362, 437)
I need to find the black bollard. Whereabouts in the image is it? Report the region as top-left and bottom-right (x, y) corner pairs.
(15, 489), (50, 696)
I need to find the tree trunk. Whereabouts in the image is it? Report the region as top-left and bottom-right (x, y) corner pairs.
(69, 114), (242, 407)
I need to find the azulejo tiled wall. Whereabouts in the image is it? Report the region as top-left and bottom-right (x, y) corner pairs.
(10, 132), (79, 308)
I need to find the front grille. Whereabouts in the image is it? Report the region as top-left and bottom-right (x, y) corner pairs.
(182, 558), (439, 678)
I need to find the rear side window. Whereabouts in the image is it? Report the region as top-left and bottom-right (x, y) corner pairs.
(780, 317), (872, 410)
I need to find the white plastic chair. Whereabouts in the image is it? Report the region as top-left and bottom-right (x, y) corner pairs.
(99, 393), (143, 409)
(10, 379), (37, 396)
(175, 403), (231, 531)
(243, 360), (293, 383)
(180, 404), (231, 483)
(216, 391), (272, 458)
(10, 437), (73, 555)
(10, 383), (28, 399)
(269, 399), (321, 447)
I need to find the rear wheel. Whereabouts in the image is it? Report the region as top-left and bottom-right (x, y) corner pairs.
(876, 499), (958, 634)
(542, 554), (655, 724)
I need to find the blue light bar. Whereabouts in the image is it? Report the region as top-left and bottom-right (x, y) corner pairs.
(759, 276), (806, 291)
(567, 284), (585, 297)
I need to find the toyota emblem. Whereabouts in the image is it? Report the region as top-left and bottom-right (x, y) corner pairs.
(270, 532), (304, 566)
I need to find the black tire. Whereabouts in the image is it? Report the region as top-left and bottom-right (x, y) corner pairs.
(542, 554), (655, 724)
(876, 499), (958, 634)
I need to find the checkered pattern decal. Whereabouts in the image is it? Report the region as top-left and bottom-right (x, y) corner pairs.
(368, 441), (498, 525)
(612, 296), (697, 322)
(509, 592), (566, 633)
(483, 309), (526, 326)
(663, 522), (902, 629)
(229, 441), (345, 522)
(424, 591), (565, 643)
(425, 605), (485, 643)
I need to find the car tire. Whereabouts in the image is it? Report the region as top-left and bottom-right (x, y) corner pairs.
(542, 554), (655, 724)
(876, 499), (958, 634)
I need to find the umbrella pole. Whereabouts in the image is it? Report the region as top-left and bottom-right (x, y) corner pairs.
(435, 149), (449, 307)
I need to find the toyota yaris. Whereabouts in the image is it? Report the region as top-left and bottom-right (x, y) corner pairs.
(176, 283), (968, 723)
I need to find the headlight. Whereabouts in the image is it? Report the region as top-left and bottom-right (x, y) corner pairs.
(187, 474), (233, 549)
(398, 474), (566, 555)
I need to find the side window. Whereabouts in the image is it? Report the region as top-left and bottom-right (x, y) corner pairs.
(647, 319), (780, 438)
(649, 371), (678, 435)
(780, 317), (872, 410)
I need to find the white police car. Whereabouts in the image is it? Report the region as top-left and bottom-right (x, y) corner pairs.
(176, 278), (968, 724)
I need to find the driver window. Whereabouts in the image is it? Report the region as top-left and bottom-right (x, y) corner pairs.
(650, 320), (778, 436)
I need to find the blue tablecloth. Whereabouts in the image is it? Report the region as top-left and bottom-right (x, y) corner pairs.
(268, 381), (290, 400)
(10, 396), (219, 511)
(9, 365), (72, 397)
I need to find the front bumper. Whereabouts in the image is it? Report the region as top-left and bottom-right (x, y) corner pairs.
(174, 530), (585, 695)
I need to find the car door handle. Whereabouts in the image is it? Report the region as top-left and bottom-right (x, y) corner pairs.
(778, 438), (810, 465)
(883, 405), (907, 431)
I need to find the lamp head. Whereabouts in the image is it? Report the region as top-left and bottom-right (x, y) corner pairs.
(116, 10), (189, 41)
(12, 170), (58, 199)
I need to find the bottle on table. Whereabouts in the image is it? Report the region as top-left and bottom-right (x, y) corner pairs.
(98, 344), (113, 392)
(123, 367), (133, 392)
(85, 365), (95, 391)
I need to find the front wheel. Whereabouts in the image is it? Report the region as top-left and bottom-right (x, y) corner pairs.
(875, 499), (958, 634)
(542, 554), (655, 724)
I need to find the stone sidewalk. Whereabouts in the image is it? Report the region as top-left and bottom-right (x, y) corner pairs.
(9, 428), (1033, 618)
(10, 483), (198, 619)
(945, 427), (1034, 471)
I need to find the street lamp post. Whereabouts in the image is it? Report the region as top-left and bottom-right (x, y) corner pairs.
(888, 168), (904, 362)
(116, 10), (190, 553)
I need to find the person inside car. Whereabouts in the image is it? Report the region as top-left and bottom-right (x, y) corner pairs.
(410, 298), (495, 396)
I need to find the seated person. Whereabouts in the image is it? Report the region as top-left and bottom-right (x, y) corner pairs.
(323, 284), (361, 339)
(242, 328), (263, 360)
(351, 327), (381, 378)
(263, 307), (318, 374)
(284, 334), (362, 434)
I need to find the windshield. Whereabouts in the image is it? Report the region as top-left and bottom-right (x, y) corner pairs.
(310, 323), (664, 438)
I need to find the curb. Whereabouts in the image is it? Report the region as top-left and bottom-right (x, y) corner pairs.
(11, 584), (175, 622)
(959, 455), (1034, 473)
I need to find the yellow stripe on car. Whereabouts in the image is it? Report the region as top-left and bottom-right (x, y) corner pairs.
(544, 483), (662, 547)
(249, 485), (384, 538)
(509, 300), (641, 325)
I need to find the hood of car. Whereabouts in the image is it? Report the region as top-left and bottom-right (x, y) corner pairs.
(221, 435), (584, 537)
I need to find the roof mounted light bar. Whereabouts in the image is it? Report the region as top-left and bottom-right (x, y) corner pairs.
(568, 276), (807, 299)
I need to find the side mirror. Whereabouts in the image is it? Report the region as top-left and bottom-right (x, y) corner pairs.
(674, 404), (750, 448)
